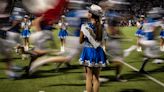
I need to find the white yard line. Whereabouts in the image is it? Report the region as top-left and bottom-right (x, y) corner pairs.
(122, 61), (164, 87)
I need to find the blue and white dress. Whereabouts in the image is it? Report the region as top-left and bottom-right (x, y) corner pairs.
(135, 29), (145, 37)
(160, 30), (164, 38)
(79, 23), (107, 67)
(139, 20), (162, 57)
(21, 21), (31, 38)
(142, 20), (162, 40)
(58, 22), (68, 39)
(160, 24), (164, 38)
(135, 21), (144, 37)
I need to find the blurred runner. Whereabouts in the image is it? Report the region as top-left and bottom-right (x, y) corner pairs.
(0, 0), (20, 79)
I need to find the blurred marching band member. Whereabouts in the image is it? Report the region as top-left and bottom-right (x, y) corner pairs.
(0, 37), (21, 78)
(8, 16), (22, 46)
(0, 0), (21, 78)
(104, 17), (127, 82)
(0, 0), (71, 78)
(101, 15), (109, 53)
(30, 16), (55, 51)
(12, 0), (69, 75)
(21, 0), (68, 51)
(7, 16), (27, 60)
(99, 0), (127, 82)
(138, 17), (163, 72)
(17, 15), (55, 74)
(20, 15), (80, 75)
(123, 15), (145, 57)
(123, 15), (164, 73)
(159, 17), (164, 51)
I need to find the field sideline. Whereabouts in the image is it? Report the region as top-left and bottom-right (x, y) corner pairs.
(0, 27), (164, 92)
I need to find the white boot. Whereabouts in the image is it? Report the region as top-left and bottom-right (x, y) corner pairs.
(24, 46), (29, 51)
(123, 50), (130, 57)
(10, 65), (23, 71)
(137, 46), (142, 52)
(61, 46), (64, 52)
(62, 46), (65, 52)
(152, 59), (164, 64)
(5, 70), (20, 78)
(60, 46), (62, 52)
(124, 45), (137, 57)
(160, 46), (164, 52)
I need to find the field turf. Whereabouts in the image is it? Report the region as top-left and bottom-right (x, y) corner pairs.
(0, 27), (163, 92)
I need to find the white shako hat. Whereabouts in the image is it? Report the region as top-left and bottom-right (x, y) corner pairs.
(87, 4), (103, 16)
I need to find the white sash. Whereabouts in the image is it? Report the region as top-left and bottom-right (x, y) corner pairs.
(81, 24), (100, 48)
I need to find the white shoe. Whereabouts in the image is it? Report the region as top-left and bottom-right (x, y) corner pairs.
(24, 46), (29, 51)
(15, 48), (18, 53)
(60, 47), (62, 52)
(137, 47), (142, 52)
(88, 63), (92, 67)
(160, 46), (164, 52)
(99, 77), (109, 82)
(62, 46), (65, 52)
(61, 47), (65, 52)
(152, 59), (164, 64)
(39, 91), (45, 92)
(101, 63), (106, 67)
(123, 50), (130, 57)
(22, 54), (28, 60)
(5, 70), (20, 79)
(10, 65), (23, 71)
(102, 45), (106, 52)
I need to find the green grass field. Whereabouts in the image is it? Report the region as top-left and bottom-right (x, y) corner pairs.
(0, 27), (164, 92)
